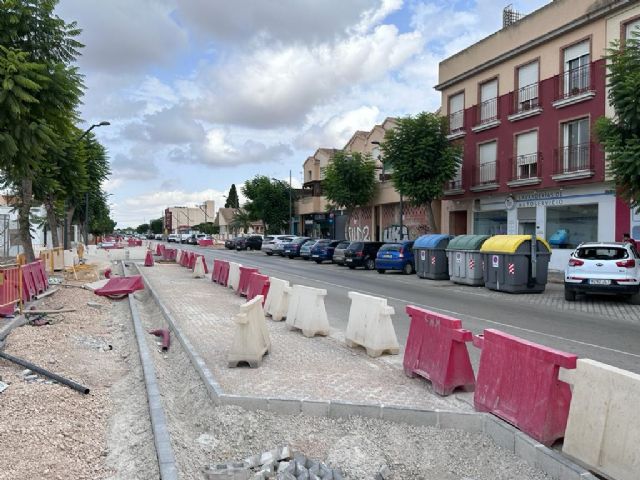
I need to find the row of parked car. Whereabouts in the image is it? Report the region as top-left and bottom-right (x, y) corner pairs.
(225, 234), (416, 274)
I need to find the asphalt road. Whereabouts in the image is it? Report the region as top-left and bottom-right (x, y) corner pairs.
(169, 242), (640, 374)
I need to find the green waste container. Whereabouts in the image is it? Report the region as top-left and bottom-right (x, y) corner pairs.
(446, 235), (491, 286)
(480, 235), (551, 293)
(414, 234), (452, 280)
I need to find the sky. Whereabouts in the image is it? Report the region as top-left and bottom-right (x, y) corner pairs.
(55, 0), (549, 228)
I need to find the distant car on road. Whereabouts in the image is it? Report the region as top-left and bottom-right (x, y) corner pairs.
(225, 237), (239, 249)
(300, 239), (320, 260)
(167, 234), (179, 243)
(274, 236), (297, 256)
(310, 239), (343, 263)
(154, 234), (163, 240)
(564, 242), (640, 303)
(236, 235), (263, 251)
(261, 235), (293, 255)
(375, 241), (415, 275)
(344, 241), (384, 270)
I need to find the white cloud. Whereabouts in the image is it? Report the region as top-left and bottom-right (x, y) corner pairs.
(296, 106), (381, 149)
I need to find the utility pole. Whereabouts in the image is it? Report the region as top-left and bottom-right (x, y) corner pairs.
(289, 170), (293, 235)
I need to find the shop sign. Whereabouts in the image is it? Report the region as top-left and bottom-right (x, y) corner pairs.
(515, 190), (564, 207)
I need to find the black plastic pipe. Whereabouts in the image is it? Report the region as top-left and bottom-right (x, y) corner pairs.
(0, 350), (90, 394)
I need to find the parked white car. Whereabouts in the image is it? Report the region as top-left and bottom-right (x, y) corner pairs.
(167, 234), (179, 243)
(564, 242), (640, 303)
(261, 235), (294, 255)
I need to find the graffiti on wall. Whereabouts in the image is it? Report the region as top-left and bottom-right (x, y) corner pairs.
(347, 225), (371, 241)
(382, 225), (408, 242)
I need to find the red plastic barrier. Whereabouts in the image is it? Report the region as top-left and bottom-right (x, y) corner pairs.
(144, 250), (154, 267)
(246, 273), (270, 304)
(0, 266), (20, 316)
(32, 260), (47, 294)
(95, 276), (144, 298)
(198, 239), (213, 247)
(155, 243), (162, 256)
(162, 248), (175, 261)
(188, 252), (197, 270)
(218, 261), (230, 286)
(180, 251), (189, 267)
(473, 329), (577, 446)
(21, 263), (37, 302)
(237, 267), (259, 297)
(212, 259), (223, 283)
(196, 255), (208, 274)
(403, 306), (475, 396)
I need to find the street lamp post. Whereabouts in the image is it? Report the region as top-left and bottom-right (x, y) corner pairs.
(64, 121), (111, 249)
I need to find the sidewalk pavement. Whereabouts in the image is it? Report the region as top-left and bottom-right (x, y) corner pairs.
(140, 263), (473, 412)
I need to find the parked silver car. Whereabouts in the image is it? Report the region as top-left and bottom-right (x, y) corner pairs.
(332, 241), (352, 265)
(261, 235), (293, 256)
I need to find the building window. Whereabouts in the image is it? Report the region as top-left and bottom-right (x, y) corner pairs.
(479, 79), (498, 124)
(513, 130), (539, 181)
(475, 141), (497, 185)
(447, 161), (463, 191)
(557, 118), (590, 174)
(546, 204), (598, 249)
(448, 92), (465, 134)
(307, 170), (312, 181)
(474, 210), (507, 236)
(625, 18), (640, 41)
(562, 40), (591, 98)
(515, 61), (539, 112)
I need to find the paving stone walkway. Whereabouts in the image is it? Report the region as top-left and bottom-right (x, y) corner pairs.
(140, 263), (472, 412)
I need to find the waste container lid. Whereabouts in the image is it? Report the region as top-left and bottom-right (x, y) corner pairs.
(479, 235), (551, 254)
(414, 234), (452, 249)
(446, 235), (491, 251)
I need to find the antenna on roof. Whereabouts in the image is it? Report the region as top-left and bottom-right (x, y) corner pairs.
(503, 4), (525, 28)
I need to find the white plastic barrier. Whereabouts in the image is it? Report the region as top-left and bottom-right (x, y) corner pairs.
(345, 292), (399, 357)
(193, 255), (206, 278)
(63, 249), (78, 267)
(228, 262), (242, 292)
(559, 359), (640, 480)
(228, 295), (271, 368)
(285, 285), (330, 337)
(52, 249), (64, 270)
(264, 277), (291, 321)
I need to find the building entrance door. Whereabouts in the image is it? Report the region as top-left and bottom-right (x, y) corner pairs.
(449, 211), (468, 235)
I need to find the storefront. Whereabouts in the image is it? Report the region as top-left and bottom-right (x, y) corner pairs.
(460, 184), (618, 270)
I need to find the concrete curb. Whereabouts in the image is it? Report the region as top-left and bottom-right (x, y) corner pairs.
(123, 263), (178, 480)
(137, 263), (597, 480)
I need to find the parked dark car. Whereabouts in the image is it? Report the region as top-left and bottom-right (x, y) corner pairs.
(186, 234), (198, 245)
(311, 240), (343, 263)
(332, 241), (352, 265)
(375, 241), (415, 274)
(225, 237), (239, 249)
(344, 242), (385, 270)
(283, 237), (311, 258)
(236, 235), (263, 251)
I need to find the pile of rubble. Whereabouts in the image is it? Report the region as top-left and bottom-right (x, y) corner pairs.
(205, 445), (392, 480)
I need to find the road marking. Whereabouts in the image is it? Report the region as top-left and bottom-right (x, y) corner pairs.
(194, 247), (640, 359)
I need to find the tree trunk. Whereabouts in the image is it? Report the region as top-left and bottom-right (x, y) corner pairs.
(18, 178), (36, 263)
(425, 201), (438, 233)
(65, 205), (75, 248)
(44, 195), (60, 247)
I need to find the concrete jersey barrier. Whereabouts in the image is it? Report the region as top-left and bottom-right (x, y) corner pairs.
(228, 295), (271, 368)
(345, 291), (399, 357)
(285, 284), (330, 337)
(559, 359), (640, 480)
(264, 277), (291, 321)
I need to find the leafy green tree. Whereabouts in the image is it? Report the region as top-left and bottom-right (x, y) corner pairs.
(136, 223), (150, 234)
(230, 209), (252, 235)
(322, 150), (377, 224)
(381, 112), (461, 232)
(242, 176), (291, 234)
(193, 222), (218, 235)
(225, 183), (240, 208)
(0, 0), (84, 261)
(149, 217), (163, 234)
(596, 31), (640, 209)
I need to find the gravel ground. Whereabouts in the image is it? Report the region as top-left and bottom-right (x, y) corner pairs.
(130, 268), (551, 480)
(0, 280), (158, 480)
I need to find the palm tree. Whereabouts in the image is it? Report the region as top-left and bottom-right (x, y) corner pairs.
(230, 209), (252, 235)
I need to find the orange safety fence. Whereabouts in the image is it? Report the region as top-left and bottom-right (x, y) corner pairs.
(0, 265), (22, 315)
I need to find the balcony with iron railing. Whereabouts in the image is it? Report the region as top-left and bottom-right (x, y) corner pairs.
(553, 63), (595, 108)
(471, 97), (500, 132)
(508, 83), (542, 121)
(471, 161), (499, 191)
(552, 142), (595, 180)
(508, 152), (542, 186)
(443, 176), (464, 195)
(447, 110), (465, 139)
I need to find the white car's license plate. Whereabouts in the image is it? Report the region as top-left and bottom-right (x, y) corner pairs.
(312, 255), (319, 258)
(589, 279), (611, 285)
(346, 258), (352, 262)
(384, 254), (392, 258)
